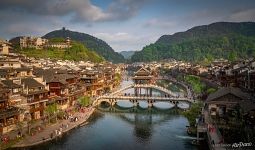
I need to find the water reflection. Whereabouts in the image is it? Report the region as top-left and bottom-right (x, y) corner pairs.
(153, 102), (175, 109)
(116, 100), (133, 108)
(177, 102), (190, 109)
(117, 113), (153, 140)
(114, 109), (182, 142)
(138, 101), (148, 108)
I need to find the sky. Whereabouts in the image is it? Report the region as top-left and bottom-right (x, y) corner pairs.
(1, 0), (255, 52)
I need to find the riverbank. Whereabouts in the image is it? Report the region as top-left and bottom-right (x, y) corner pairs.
(10, 107), (95, 148)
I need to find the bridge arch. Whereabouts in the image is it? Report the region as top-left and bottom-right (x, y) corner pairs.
(93, 84), (194, 107)
(93, 99), (112, 106)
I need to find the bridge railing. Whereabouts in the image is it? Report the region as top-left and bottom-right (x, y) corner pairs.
(157, 76), (195, 99)
(95, 82), (195, 103)
(109, 84), (134, 96)
(99, 95), (194, 102)
(134, 84), (178, 97)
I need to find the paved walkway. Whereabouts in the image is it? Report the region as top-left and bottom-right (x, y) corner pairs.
(204, 110), (225, 150)
(11, 107), (94, 148)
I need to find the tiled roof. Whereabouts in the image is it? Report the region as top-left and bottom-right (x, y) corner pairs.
(21, 78), (44, 88)
(35, 68), (76, 84)
(1, 80), (22, 88)
(134, 67), (151, 76)
(14, 67), (32, 72)
(240, 100), (255, 113)
(206, 87), (253, 102)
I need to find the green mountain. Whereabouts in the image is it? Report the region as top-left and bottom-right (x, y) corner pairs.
(131, 22), (255, 63)
(119, 51), (135, 59)
(18, 40), (104, 63)
(43, 28), (124, 63)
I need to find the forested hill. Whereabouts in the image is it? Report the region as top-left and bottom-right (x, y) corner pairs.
(43, 28), (125, 63)
(17, 39), (104, 63)
(131, 22), (255, 63)
(119, 51), (135, 59)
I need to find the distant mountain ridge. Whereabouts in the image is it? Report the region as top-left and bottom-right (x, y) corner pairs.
(43, 28), (125, 63)
(131, 22), (255, 62)
(119, 51), (135, 59)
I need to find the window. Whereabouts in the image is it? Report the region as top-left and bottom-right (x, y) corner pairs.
(13, 88), (19, 93)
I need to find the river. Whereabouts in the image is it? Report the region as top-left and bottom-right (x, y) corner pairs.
(28, 73), (207, 150)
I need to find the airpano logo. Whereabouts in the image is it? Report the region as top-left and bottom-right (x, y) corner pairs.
(232, 142), (253, 148)
(214, 142), (253, 149)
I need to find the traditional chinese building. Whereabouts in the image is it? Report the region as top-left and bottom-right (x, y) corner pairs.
(206, 87), (253, 118)
(81, 70), (104, 96)
(21, 77), (48, 120)
(132, 67), (155, 96)
(0, 86), (21, 134)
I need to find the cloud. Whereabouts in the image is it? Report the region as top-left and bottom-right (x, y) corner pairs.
(105, 0), (147, 21)
(144, 19), (177, 28)
(0, 0), (147, 22)
(227, 8), (255, 22)
(0, 0), (148, 39)
(94, 32), (134, 43)
(93, 32), (157, 51)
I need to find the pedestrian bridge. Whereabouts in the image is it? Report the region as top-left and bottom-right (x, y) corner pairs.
(93, 84), (195, 107)
(109, 84), (178, 97)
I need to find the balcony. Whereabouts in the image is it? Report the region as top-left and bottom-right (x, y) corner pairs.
(0, 107), (20, 119)
(29, 105), (45, 113)
(25, 89), (48, 96)
(10, 94), (23, 101)
(27, 96), (48, 104)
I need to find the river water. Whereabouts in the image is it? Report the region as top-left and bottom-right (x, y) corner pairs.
(29, 73), (207, 150)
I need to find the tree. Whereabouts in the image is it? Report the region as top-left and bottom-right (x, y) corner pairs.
(228, 51), (237, 62)
(131, 22), (255, 62)
(207, 88), (217, 94)
(182, 102), (203, 126)
(17, 121), (25, 133)
(115, 73), (121, 84)
(45, 103), (58, 123)
(78, 96), (91, 107)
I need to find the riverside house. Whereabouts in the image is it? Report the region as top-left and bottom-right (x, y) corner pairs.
(0, 86), (21, 134)
(80, 69), (105, 96)
(103, 67), (117, 93)
(206, 87), (253, 118)
(205, 87), (255, 143)
(21, 77), (48, 120)
(35, 68), (84, 110)
(48, 73), (83, 109)
(0, 79), (24, 109)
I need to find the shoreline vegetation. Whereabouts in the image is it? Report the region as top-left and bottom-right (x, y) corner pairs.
(182, 102), (203, 135)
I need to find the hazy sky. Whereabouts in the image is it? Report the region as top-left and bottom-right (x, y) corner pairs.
(1, 0), (255, 52)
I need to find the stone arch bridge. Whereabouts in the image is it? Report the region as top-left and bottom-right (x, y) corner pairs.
(93, 84), (195, 107)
